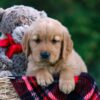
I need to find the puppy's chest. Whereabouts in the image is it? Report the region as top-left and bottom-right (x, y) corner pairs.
(47, 66), (60, 75)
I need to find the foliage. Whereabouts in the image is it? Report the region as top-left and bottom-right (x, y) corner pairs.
(0, 0), (100, 88)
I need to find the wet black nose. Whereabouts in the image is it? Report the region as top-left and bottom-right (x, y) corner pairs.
(40, 51), (50, 59)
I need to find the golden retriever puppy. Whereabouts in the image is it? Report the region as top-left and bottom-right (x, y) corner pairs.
(22, 18), (87, 94)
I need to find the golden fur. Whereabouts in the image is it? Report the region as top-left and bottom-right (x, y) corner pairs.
(22, 18), (87, 94)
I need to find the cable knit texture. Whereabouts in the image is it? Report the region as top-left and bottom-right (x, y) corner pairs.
(0, 5), (47, 76)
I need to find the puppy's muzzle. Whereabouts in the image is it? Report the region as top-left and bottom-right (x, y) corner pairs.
(40, 51), (50, 59)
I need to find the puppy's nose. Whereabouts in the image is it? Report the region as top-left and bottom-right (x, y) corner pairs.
(40, 51), (50, 59)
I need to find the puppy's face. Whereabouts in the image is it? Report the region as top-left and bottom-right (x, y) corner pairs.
(22, 18), (73, 65)
(30, 34), (62, 64)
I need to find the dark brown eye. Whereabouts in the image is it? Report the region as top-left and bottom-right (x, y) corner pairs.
(34, 39), (41, 43)
(52, 39), (59, 44)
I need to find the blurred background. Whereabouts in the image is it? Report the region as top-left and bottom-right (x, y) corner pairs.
(0, 0), (100, 89)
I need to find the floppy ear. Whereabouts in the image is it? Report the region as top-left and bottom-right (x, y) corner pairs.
(62, 27), (73, 60)
(22, 32), (31, 57)
(0, 8), (4, 22)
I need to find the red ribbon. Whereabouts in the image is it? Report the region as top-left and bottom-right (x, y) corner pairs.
(0, 33), (22, 58)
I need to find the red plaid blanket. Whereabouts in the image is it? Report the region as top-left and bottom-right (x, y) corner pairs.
(10, 73), (100, 100)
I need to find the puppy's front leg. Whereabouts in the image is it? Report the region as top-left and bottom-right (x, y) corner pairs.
(59, 67), (75, 94)
(35, 68), (54, 86)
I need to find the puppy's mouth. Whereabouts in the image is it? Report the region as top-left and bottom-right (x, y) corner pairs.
(36, 58), (54, 66)
(38, 58), (58, 66)
(40, 59), (50, 64)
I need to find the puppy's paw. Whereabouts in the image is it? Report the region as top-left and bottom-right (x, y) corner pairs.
(59, 78), (75, 94)
(36, 71), (54, 86)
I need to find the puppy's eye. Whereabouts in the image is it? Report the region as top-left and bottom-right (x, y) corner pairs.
(34, 39), (41, 43)
(31, 35), (41, 43)
(52, 36), (60, 44)
(52, 39), (60, 44)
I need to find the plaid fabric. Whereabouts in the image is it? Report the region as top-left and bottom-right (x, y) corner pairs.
(10, 73), (100, 100)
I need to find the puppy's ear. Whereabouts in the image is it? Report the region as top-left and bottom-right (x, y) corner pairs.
(62, 27), (73, 60)
(22, 32), (31, 57)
